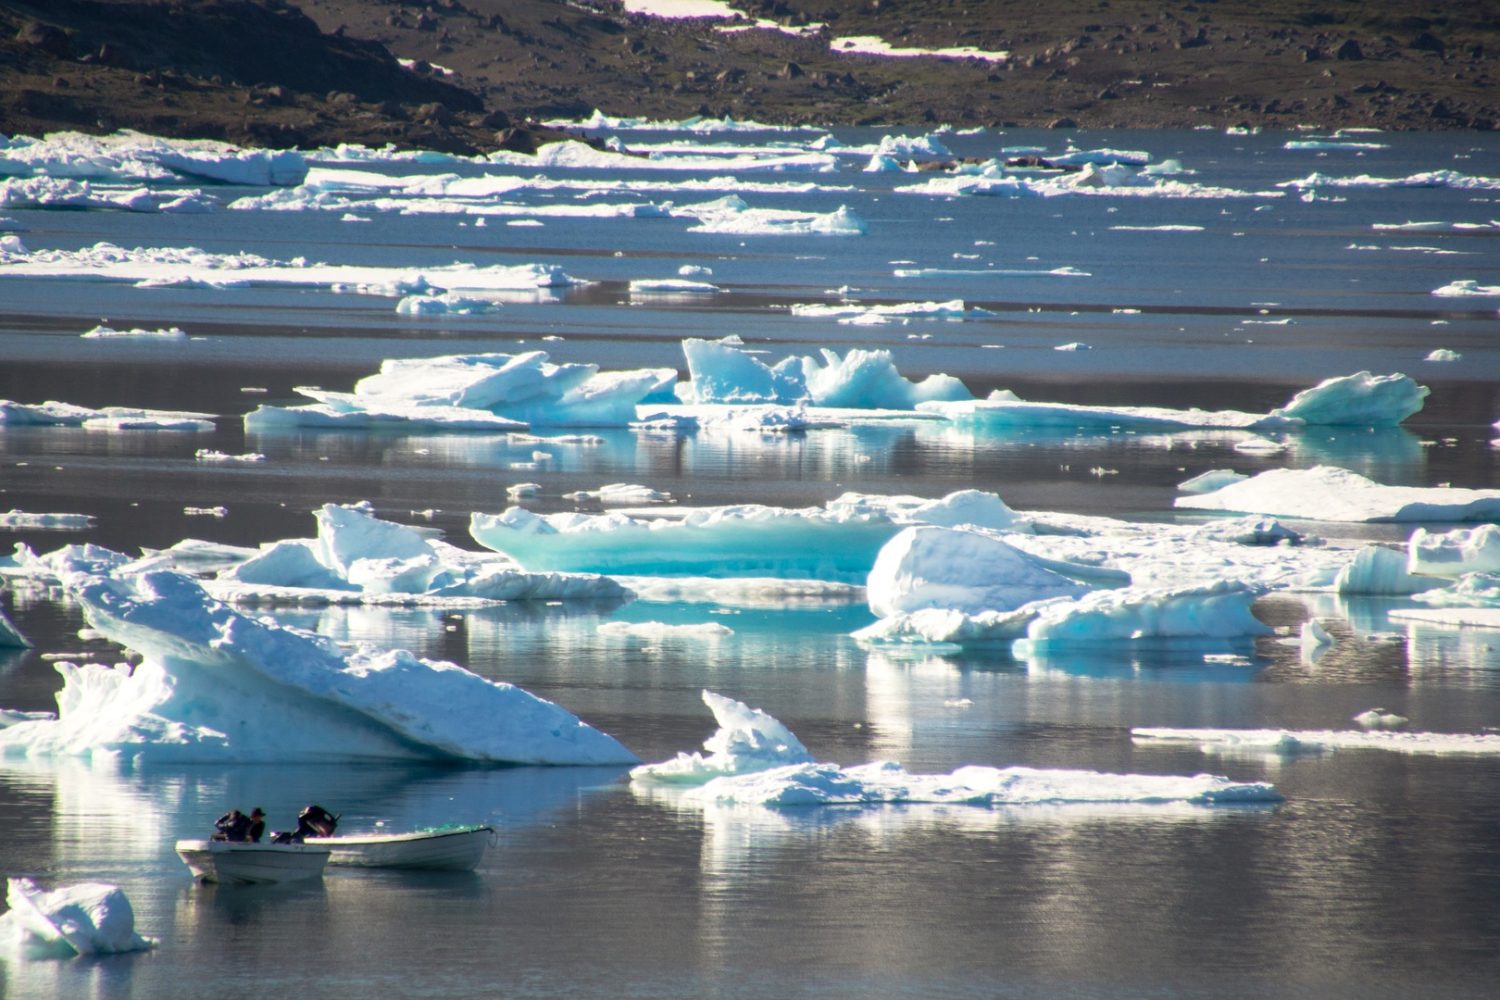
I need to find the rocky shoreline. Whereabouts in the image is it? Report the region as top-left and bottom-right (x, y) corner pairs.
(3, 0), (1496, 154)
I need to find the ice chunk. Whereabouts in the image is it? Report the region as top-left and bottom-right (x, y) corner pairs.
(1353, 708), (1407, 729)
(81, 324), (187, 341)
(1409, 572), (1500, 608)
(0, 400), (213, 431)
(395, 292), (503, 315)
(246, 352), (676, 430)
(1300, 619), (1333, 662)
(597, 621), (733, 640)
(789, 299), (993, 324)
(1177, 466), (1500, 522)
(1408, 525), (1500, 577)
(634, 692), (1278, 808)
(628, 278), (720, 294)
(1268, 371), (1428, 426)
(1432, 280), (1500, 297)
(1425, 349), (1462, 362)
(1, 879), (154, 957)
(631, 690), (811, 784)
(1017, 580), (1271, 647)
(1178, 469), (1249, 494)
(681, 337), (804, 404)
(0, 510), (94, 530)
(852, 605), (1039, 647)
(866, 526), (1093, 618)
(1388, 607), (1500, 629)
(210, 502), (626, 603)
(1333, 545), (1432, 595)
(0, 560), (637, 764)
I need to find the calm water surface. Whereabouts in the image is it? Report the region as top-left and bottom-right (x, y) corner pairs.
(2, 126), (1499, 997)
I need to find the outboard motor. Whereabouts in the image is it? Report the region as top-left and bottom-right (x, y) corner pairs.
(271, 804), (339, 843)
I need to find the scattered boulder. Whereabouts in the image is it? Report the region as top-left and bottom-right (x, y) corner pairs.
(16, 20), (71, 57)
(1335, 38), (1363, 61)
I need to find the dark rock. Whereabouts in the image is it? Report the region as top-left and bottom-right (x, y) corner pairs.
(779, 62), (804, 79)
(1301, 46), (1323, 63)
(1411, 32), (1445, 54)
(1334, 38), (1363, 61)
(415, 101), (453, 124)
(1047, 116), (1077, 128)
(479, 109), (512, 129)
(16, 21), (71, 58)
(493, 127), (538, 153)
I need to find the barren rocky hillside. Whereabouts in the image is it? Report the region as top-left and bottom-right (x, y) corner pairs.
(3, 0), (1497, 152)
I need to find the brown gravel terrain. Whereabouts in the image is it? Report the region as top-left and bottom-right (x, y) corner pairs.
(3, 0), (1497, 153)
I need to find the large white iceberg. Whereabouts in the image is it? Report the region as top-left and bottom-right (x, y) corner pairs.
(0, 879), (155, 957)
(0, 556), (637, 764)
(1177, 466), (1500, 523)
(633, 691), (1279, 808)
(1408, 525), (1500, 577)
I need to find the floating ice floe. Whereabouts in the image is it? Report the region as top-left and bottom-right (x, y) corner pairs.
(1387, 607), (1500, 629)
(633, 691), (1279, 809)
(0, 399), (214, 431)
(680, 337), (970, 409)
(0, 176), (213, 214)
(1282, 139), (1390, 151)
(1279, 170), (1500, 191)
(1177, 466), (1500, 523)
(0, 240), (583, 298)
(1333, 545), (1431, 595)
(789, 299), (994, 324)
(629, 278), (720, 294)
(0, 879), (155, 957)
(1132, 726), (1500, 756)
(896, 161), (1273, 200)
(80, 324), (188, 341)
(1425, 349), (1462, 362)
(0, 511), (95, 531)
(245, 352), (677, 431)
(0, 130), (307, 186)
(922, 371), (1426, 431)
(1353, 708), (1407, 729)
(597, 620), (733, 640)
(676, 195), (864, 235)
(1431, 279), (1500, 297)
(0, 555), (637, 764)
(209, 501), (626, 604)
(472, 489), (1028, 582)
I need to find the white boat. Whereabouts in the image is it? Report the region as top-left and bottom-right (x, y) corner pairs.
(313, 825), (495, 871)
(175, 839), (331, 885)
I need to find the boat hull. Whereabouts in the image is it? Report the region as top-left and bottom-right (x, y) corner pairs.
(175, 839), (331, 885)
(317, 826), (494, 871)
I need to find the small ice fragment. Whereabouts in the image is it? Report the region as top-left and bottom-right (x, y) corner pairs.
(183, 506), (228, 517)
(1054, 342), (1091, 351)
(1425, 349), (1462, 362)
(1353, 708), (1408, 729)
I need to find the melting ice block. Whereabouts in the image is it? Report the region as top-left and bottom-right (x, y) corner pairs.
(1, 879), (155, 957)
(0, 557), (637, 764)
(633, 691), (1280, 808)
(1177, 466), (1500, 523)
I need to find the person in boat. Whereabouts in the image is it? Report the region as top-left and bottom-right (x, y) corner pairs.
(213, 808), (252, 842)
(247, 807), (266, 843)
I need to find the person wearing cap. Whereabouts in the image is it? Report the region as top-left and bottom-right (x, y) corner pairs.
(247, 808), (267, 843)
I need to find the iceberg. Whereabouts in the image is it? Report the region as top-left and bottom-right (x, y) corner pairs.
(1177, 466), (1500, 523)
(1333, 545), (1431, 595)
(788, 299), (994, 324)
(212, 502), (627, 603)
(245, 352), (677, 431)
(1016, 580), (1271, 647)
(633, 691), (1279, 808)
(0, 879), (155, 957)
(1177, 470), (1249, 494)
(0, 557), (637, 764)
(1432, 279), (1500, 297)
(0, 511), (94, 530)
(81, 324), (188, 341)
(680, 337), (971, 410)
(471, 490), (1025, 582)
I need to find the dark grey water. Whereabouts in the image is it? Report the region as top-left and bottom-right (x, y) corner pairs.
(2, 126), (1500, 997)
